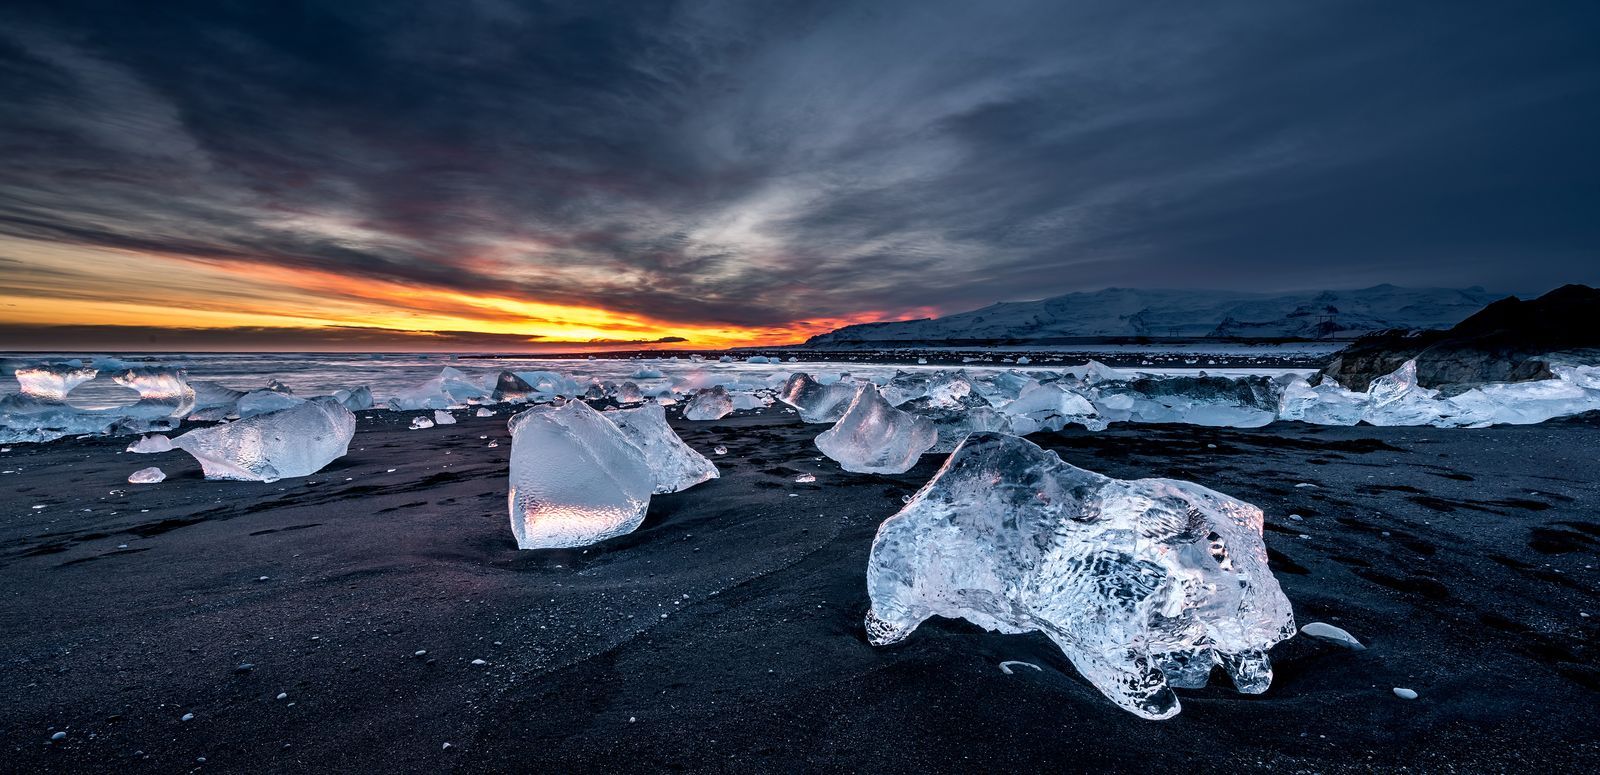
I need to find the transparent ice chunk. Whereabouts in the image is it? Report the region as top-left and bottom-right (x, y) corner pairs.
(172, 397), (355, 482)
(815, 384), (938, 474)
(14, 362), (97, 401)
(866, 432), (1295, 719)
(508, 401), (654, 549)
(682, 386), (735, 421)
(605, 403), (719, 493)
(779, 373), (862, 423)
(126, 434), (174, 453)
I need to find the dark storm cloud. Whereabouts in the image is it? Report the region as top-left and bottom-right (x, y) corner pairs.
(1, 0), (1596, 329)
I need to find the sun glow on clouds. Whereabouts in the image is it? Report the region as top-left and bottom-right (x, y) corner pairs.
(0, 236), (903, 350)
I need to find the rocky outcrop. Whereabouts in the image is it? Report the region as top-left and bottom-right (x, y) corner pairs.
(1321, 285), (1600, 394)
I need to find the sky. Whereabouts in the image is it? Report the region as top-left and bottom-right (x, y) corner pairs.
(1, 0), (1597, 351)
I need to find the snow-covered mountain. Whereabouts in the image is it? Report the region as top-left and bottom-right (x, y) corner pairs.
(804, 285), (1505, 347)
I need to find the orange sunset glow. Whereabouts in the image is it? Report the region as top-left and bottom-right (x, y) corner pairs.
(0, 235), (928, 351)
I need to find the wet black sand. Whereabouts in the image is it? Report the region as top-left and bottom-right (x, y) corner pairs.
(2, 410), (1597, 772)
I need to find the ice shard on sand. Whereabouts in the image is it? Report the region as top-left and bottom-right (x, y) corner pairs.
(815, 384), (937, 474)
(865, 432), (1295, 719)
(507, 401), (655, 549)
(605, 403), (719, 493)
(173, 397), (355, 482)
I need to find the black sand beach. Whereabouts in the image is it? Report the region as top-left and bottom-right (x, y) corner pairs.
(2, 410), (1597, 772)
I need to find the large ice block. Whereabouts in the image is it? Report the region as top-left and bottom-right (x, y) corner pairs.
(113, 367), (196, 419)
(605, 403), (719, 493)
(14, 362), (97, 401)
(173, 397), (355, 482)
(779, 372), (862, 423)
(388, 367), (490, 410)
(507, 401), (655, 549)
(866, 432), (1295, 719)
(815, 384), (938, 474)
(682, 386), (735, 421)
(491, 371), (536, 403)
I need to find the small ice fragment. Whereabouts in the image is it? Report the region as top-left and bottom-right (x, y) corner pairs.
(683, 386), (735, 421)
(998, 660), (1042, 675)
(487, 441), (499, 448)
(713, 445), (728, 455)
(794, 473), (816, 483)
(277, 692), (288, 700)
(1294, 483), (1318, 489)
(410, 416), (435, 430)
(476, 408), (494, 417)
(471, 659), (487, 665)
(1289, 514), (1303, 521)
(433, 410), (456, 425)
(386, 468), (397, 473)
(50, 731), (67, 741)
(181, 713), (194, 722)
(128, 467), (166, 484)
(1393, 687), (1418, 700)
(126, 434), (174, 454)
(415, 650), (427, 656)
(1300, 622), (1365, 650)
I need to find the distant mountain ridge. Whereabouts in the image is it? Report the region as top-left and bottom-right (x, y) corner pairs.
(804, 285), (1506, 347)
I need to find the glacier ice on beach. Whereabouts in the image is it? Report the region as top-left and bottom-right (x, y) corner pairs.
(779, 373), (862, 423)
(491, 371), (535, 403)
(1361, 360), (1454, 426)
(605, 403), (719, 493)
(236, 389), (305, 418)
(128, 466), (166, 484)
(433, 409), (456, 425)
(1275, 376), (1367, 426)
(126, 434), (174, 454)
(113, 367), (196, 419)
(508, 401), (655, 549)
(14, 363), (98, 401)
(387, 367), (490, 410)
(865, 432), (1295, 719)
(173, 397), (355, 482)
(612, 381), (645, 404)
(334, 386), (374, 411)
(998, 380), (1103, 435)
(815, 384), (938, 474)
(683, 386), (735, 421)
